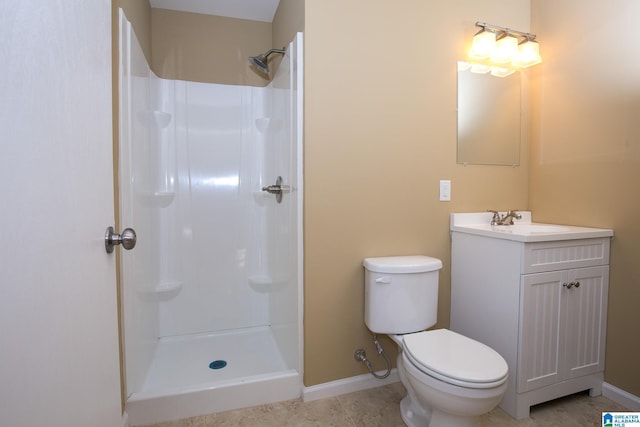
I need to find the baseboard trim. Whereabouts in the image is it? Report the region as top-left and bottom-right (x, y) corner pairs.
(302, 369), (400, 402)
(603, 382), (640, 411)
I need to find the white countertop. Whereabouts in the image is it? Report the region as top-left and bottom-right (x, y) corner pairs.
(450, 212), (614, 243)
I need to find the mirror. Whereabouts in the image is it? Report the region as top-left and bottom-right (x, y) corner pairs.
(457, 64), (521, 165)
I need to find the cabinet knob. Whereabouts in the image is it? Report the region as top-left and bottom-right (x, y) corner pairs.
(563, 281), (580, 289)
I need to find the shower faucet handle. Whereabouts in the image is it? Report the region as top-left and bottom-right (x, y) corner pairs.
(262, 184), (289, 193)
(261, 176), (291, 204)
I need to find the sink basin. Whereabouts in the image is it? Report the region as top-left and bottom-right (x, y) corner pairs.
(450, 212), (614, 242)
(496, 224), (572, 233)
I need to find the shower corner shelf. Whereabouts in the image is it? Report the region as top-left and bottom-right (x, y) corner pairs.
(155, 281), (183, 298)
(248, 275), (273, 292)
(254, 117), (271, 133)
(255, 117), (283, 134)
(154, 191), (175, 207)
(135, 190), (175, 208)
(153, 110), (172, 129)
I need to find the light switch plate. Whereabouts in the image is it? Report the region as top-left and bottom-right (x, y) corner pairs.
(439, 180), (451, 201)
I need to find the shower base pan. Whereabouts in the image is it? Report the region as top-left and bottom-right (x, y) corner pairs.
(126, 326), (301, 425)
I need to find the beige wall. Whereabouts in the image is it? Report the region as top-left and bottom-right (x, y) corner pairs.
(119, 0), (152, 64)
(303, 0), (530, 386)
(270, 0), (304, 77)
(148, 2), (303, 86)
(273, 0), (304, 52)
(530, 0), (640, 396)
(151, 9), (272, 86)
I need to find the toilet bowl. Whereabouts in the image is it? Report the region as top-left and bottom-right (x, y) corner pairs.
(363, 256), (508, 427)
(391, 329), (507, 427)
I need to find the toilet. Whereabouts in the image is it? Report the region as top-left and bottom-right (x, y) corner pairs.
(364, 255), (508, 427)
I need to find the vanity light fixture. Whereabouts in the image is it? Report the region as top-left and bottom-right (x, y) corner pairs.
(468, 29), (497, 60)
(512, 37), (542, 68)
(469, 21), (542, 69)
(492, 34), (519, 64)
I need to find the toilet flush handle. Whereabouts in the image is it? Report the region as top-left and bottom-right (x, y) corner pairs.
(375, 276), (391, 284)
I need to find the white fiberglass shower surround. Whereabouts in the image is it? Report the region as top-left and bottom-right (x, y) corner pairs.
(118, 13), (303, 425)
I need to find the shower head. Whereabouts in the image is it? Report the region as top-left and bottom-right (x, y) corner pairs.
(248, 48), (286, 74)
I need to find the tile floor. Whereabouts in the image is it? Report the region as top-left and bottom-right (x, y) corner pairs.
(134, 382), (629, 427)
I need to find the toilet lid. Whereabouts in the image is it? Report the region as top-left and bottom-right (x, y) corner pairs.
(403, 329), (508, 389)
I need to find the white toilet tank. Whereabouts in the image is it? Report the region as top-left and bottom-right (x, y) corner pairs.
(364, 255), (442, 334)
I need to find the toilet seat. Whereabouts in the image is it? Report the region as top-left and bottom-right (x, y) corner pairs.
(402, 329), (508, 389)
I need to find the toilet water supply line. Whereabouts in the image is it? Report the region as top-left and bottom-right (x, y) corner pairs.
(354, 333), (392, 379)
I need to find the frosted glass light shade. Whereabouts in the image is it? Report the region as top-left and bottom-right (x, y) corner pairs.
(470, 63), (491, 74)
(457, 61), (471, 71)
(512, 40), (542, 68)
(490, 66), (515, 78)
(491, 35), (519, 63)
(468, 31), (496, 60)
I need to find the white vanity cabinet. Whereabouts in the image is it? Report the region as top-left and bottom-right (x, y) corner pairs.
(450, 213), (613, 419)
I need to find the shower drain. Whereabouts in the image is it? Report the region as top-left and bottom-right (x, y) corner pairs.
(209, 360), (227, 370)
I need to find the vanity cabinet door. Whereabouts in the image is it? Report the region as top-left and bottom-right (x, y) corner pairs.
(563, 266), (608, 380)
(518, 266), (608, 393)
(518, 271), (564, 393)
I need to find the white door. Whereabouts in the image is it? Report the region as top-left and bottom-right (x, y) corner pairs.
(0, 2), (122, 427)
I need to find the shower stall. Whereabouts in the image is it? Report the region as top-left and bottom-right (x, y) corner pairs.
(118, 13), (303, 425)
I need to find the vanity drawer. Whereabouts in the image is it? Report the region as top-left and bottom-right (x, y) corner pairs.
(522, 238), (610, 274)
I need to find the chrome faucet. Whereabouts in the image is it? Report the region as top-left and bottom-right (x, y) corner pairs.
(488, 209), (522, 226)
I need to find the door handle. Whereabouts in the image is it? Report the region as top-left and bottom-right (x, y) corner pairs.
(105, 226), (137, 254)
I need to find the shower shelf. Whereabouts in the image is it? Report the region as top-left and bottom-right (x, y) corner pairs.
(135, 190), (175, 208)
(155, 281), (182, 297)
(154, 191), (175, 207)
(248, 275), (274, 292)
(248, 275), (273, 286)
(255, 117), (282, 134)
(153, 110), (172, 129)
